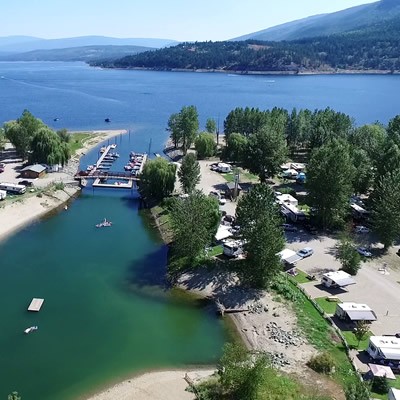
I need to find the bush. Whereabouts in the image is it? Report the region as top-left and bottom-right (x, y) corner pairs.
(279, 187), (297, 197)
(271, 273), (303, 302)
(55, 182), (65, 191)
(307, 352), (337, 374)
(371, 376), (390, 394)
(195, 132), (216, 159)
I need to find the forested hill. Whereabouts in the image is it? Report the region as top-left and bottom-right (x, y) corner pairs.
(92, 16), (400, 73)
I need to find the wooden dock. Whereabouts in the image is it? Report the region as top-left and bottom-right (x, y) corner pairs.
(93, 179), (133, 189)
(28, 298), (44, 312)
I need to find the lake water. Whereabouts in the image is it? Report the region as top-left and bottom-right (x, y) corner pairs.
(0, 62), (399, 400)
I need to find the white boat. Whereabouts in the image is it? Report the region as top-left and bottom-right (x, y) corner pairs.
(96, 218), (112, 228)
(110, 144), (117, 149)
(100, 146), (107, 153)
(24, 326), (38, 334)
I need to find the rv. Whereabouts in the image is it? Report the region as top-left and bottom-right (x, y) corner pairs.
(367, 336), (400, 363)
(0, 182), (26, 194)
(223, 239), (245, 258)
(0, 189), (6, 200)
(217, 163), (232, 173)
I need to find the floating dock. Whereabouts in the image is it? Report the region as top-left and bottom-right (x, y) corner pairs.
(92, 179), (133, 189)
(28, 298), (44, 312)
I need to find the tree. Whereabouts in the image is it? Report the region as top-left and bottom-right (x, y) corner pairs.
(307, 140), (355, 228)
(30, 128), (70, 166)
(351, 148), (374, 195)
(336, 237), (361, 276)
(371, 376), (390, 395)
(167, 113), (182, 148)
(236, 184), (284, 288)
(205, 118), (217, 134)
(169, 190), (220, 262)
(56, 128), (70, 143)
(388, 115), (400, 145)
(178, 153), (200, 194)
(0, 128), (6, 150)
(350, 124), (386, 161)
(243, 126), (287, 183)
(354, 320), (369, 346)
(4, 110), (45, 158)
(139, 158), (177, 202)
(375, 137), (400, 180)
(370, 170), (400, 249)
(194, 131), (216, 158)
(218, 343), (268, 400)
(225, 132), (248, 162)
(345, 380), (370, 400)
(8, 392), (21, 400)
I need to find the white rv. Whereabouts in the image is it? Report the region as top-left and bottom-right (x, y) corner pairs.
(217, 163), (232, 173)
(0, 182), (26, 194)
(367, 336), (400, 362)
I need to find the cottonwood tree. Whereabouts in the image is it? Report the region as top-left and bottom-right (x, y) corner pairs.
(345, 380), (370, 400)
(351, 148), (374, 195)
(307, 140), (355, 229)
(0, 128), (6, 150)
(370, 170), (400, 250)
(205, 118), (217, 134)
(243, 126), (287, 183)
(336, 237), (361, 276)
(350, 124), (386, 161)
(178, 153), (200, 194)
(354, 320), (369, 346)
(236, 184), (284, 288)
(139, 158), (176, 202)
(195, 132), (216, 159)
(167, 106), (199, 154)
(169, 190), (220, 262)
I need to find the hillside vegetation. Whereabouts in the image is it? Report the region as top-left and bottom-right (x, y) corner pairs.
(93, 16), (400, 72)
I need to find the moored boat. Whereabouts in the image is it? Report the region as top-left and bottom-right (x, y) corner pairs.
(110, 144), (117, 149)
(24, 326), (38, 334)
(96, 218), (112, 228)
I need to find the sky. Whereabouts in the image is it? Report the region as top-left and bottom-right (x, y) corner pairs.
(1, 0), (378, 41)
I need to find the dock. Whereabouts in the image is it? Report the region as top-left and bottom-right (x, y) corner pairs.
(28, 298), (44, 312)
(93, 179), (133, 189)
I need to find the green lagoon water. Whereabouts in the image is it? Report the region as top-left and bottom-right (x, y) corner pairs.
(0, 193), (226, 400)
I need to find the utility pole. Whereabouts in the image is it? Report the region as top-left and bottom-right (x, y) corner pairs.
(233, 171), (239, 201)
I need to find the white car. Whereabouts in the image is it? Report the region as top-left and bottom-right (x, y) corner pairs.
(219, 197), (227, 205)
(355, 225), (370, 234)
(297, 247), (314, 258)
(355, 247), (372, 257)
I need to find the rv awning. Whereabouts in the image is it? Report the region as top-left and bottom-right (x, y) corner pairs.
(369, 364), (396, 380)
(346, 310), (377, 321)
(381, 348), (400, 361)
(215, 226), (232, 242)
(332, 277), (356, 287)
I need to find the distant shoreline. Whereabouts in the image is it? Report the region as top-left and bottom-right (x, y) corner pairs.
(93, 65), (400, 76)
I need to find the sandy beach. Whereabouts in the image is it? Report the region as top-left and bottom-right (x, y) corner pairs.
(0, 129), (127, 244)
(86, 369), (214, 400)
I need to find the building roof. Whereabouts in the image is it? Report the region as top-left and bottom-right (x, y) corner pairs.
(226, 182), (242, 190)
(21, 164), (46, 173)
(390, 388), (400, 400)
(369, 364), (396, 380)
(323, 271), (356, 287)
(277, 194), (297, 204)
(351, 203), (369, 214)
(337, 302), (376, 320)
(370, 337), (400, 360)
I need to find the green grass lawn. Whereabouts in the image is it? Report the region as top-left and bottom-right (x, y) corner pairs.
(371, 376), (400, 399)
(221, 168), (258, 183)
(289, 269), (310, 284)
(291, 282), (358, 388)
(207, 245), (223, 258)
(315, 297), (340, 315)
(69, 132), (92, 155)
(341, 330), (373, 351)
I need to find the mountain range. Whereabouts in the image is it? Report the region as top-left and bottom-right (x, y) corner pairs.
(233, 0), (400, 41)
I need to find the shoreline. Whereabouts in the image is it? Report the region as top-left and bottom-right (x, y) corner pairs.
(0, 129), (127, 244)
(94, 65), (400, 76)
(84, 367), (215, 400)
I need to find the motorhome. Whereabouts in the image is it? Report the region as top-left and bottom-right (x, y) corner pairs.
(0, 182), (26, 194)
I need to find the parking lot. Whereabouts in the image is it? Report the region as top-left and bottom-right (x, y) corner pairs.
(285, 230), (400, 336)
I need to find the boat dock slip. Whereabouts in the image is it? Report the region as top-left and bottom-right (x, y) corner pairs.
(28, 298), (44, 312)
(93, 179), (133, 189)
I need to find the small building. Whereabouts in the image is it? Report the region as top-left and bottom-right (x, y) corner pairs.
(225, 182), (242, 199)
(389, 388), (400, 400)
(335, 302), (377, 322)
(367, 336), (400, 363)
(20, 164), (46, 179)
(223, 239), (245, 258)
(321, 271), (356, 288)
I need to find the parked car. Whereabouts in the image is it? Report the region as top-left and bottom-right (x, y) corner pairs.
(219, 197), (227, 205)
(280, 224), (298, 232)
(18, 180), (34, 187)
(355, 225), (370, 234)
(297, 247), (314, 258)
(0, 167), (4, 173)
(355, 247), (372, 257)
(396, 249), (400, 257)
(210, 163), (219, 171)
(303, 224), (317, 235)
(0, 162), (5, 168)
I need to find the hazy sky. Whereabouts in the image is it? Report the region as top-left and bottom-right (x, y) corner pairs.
(1, 0), (378, 41)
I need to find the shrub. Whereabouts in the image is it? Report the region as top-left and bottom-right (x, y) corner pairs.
(55, 182), (65, 191)
(279, 187), (297, 197)
(371, 376), (390, 394)
(307, 352), (337, 374)
(271, 273), (303, 302)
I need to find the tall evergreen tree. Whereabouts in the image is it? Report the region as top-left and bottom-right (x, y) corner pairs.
(178, 153), (200, 194)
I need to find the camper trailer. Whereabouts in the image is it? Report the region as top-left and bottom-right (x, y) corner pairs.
(0, 182), (26, 194)
(0, 189), (6, 200)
